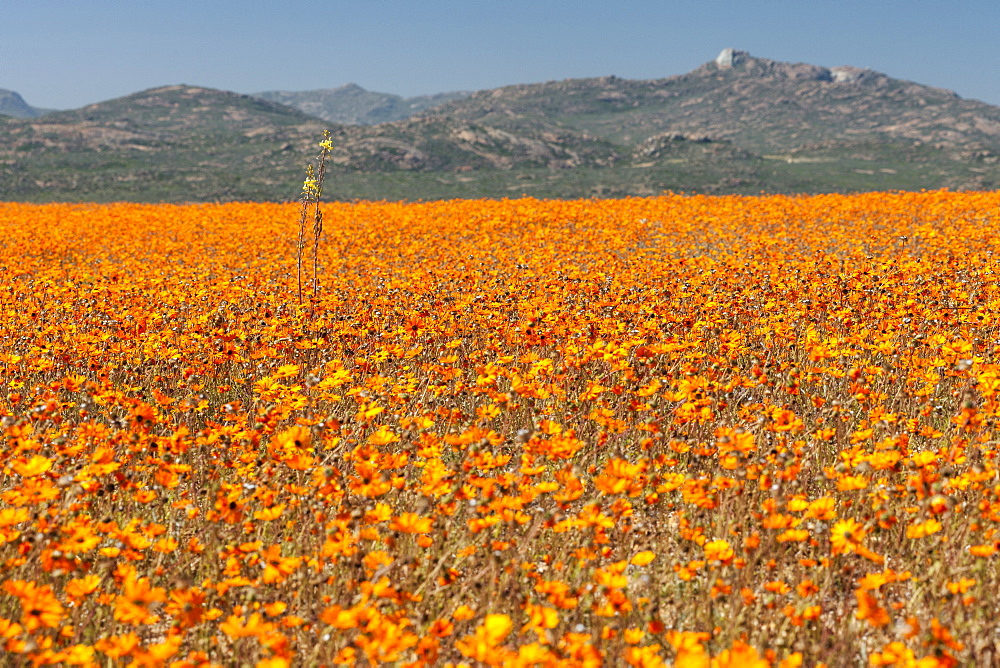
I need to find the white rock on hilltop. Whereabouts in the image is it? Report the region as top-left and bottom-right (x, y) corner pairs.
(715, 48), (746, 69)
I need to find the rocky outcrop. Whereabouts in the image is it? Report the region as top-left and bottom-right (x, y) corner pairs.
(830, 66), (869, 84)
(0, 89), (47, 118)
(715, 48), (743, 69)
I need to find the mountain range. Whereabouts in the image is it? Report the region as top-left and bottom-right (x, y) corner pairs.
(2, 49), (998, 202)
(253, 83), (470, 125)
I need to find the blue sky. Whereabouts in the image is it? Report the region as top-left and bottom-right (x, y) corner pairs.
(4, 0), (999, 110)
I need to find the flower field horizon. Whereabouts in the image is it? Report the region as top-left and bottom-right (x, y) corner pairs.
(1, 191), (1000, 666)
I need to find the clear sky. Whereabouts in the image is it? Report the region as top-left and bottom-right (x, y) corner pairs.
(3, 0), (998, 110)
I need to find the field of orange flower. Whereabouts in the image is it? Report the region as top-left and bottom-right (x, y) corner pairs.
(1, 192), (1000, 667)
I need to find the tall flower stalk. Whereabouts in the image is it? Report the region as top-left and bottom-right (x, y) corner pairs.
(297, 131), (332, 304)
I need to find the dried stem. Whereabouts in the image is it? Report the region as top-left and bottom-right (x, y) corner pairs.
(296, 131), (332, 304)
(311, 148), (328, 300)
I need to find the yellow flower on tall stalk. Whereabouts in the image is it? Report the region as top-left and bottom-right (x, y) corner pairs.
(296, 130), (332, 303)
(301, 173), (319, 198)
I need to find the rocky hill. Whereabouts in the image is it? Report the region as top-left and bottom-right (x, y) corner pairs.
(1, 50), (998, 202)
(425, 49), (1000, 153)
(0, 85), (327, 201)
(252, 83), (470, 125)
(0, 88), (53, 119)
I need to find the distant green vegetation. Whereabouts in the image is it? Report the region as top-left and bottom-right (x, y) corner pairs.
(2, 51), (999, 202)
(7, 141), (993, 204)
